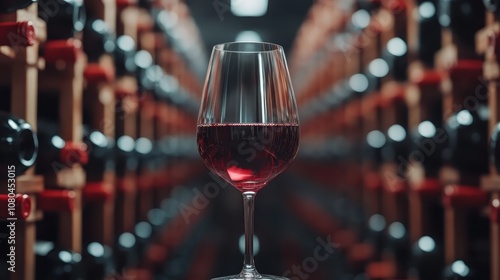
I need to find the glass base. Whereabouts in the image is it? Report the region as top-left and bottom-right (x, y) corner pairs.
(211, 275), (289, 280)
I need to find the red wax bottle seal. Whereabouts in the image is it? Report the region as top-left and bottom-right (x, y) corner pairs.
(38, 190), (76, 212)
(60, 141), (88, 166)
(84, 64), (114, 84)
(0, 194), (31, 220)
(443, 185), (488, 208)
(0, 21), (36, 47)
(44, 39), (82, 63)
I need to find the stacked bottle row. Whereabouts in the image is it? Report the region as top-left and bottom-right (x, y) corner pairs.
(288, 0), (497, 279)
(0, 1), (207, 280)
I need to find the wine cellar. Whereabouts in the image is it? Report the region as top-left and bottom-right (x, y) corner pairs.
(0, 0), (498, 279)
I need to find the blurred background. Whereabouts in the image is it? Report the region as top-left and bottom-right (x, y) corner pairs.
(0, 0), (498, 279)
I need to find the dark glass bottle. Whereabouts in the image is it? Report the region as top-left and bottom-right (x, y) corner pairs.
(357, 0), (382, 11)
(35, 241), (84, 280)
(443, 259), (474, 280)
(386, 221), (410, 276)
(115, 231), (139, 271)
(0, 111), (38, 177)
(417, 0), (441, 66)
(39, 0), (86, 40)
(135, 51), (155, 92)
(410, 119), (447, 178)
(0, 0), (36, 13)
(133, 220), (154, 257)
(364, 129), (386, 166)
(154, 74), (199, 114)
(443, 106), (489, 174)
(135, 137), (153, 169)
(114, 35), (136, 77)
(382, 124), (410, 168)
(82, 242), (114, 279)
(36, 120), (87, 175)
(138, 0), (153, 9)
(490, 122), (500, 173)
(114, 135), (137, 178)
(484, 0), (500, 16)
(440, 0), (485, 52)
(82, 19), (115, 62)
(367, 213), (387, 254)
(83, 127), (114, 182)
(381, 38), (408, 81)
(411, 235), (443, 280)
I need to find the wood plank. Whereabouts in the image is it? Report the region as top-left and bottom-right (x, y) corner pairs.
(58, 191), (82, 253)
(43, 166), (85, 189)
(481, 175), (500, 192)
(59, 56), (85, 141)
(444, 207), (468, 263)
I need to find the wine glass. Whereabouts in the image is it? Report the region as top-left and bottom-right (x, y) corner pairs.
(197, 42), (300, 280)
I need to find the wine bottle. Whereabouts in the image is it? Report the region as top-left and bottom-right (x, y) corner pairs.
(367, 213), (387, 254)
(35, 241), (84, 280)
(410, 118), (446, 178)
(364, 129), (386, 165)
(36, 120), (87, 174)
(36, 189), (77, 242)
(443, 260), (474, 280)
(135, 51), (155, 92)
(483, 0), (500, 16)
(382, 37), (408, 81)
(115, 231), (139, 271)
(366, 59), (387, 91)
(357, 0), (382, 12)
(382, 124), (410, 169)
(0, 111), (38, 177)
(39, 0), (86, 40)
(154, 74), (199, 115)
(83, 242), (114, 279)
(441, 188), (490, 280)
(443, 106), (489, 174)
(410, 235), (443, 280)
(147, 207), (169, 234)
(82, 19), (115, 62)
(114, 135), (137, 178)
(439, 0), (485, 52)
(135, 137), (155, 171)
(386, 221), (410, 275)
(133, 220), (154, 258)
(138, 0), (153, 9)
(490, 122), (500, 173)
(83, 127), (114, 182)
(0, 0), (36, 13)
(417, 0), (441, 66)
(114, 35), (136, 77)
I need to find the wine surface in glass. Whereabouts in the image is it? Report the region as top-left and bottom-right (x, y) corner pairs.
(197, 123), (299, 192)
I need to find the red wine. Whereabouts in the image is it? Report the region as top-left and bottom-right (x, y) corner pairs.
(197, 123), (299, 192)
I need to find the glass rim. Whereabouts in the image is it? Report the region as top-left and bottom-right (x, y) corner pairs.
(213, 41), (283, 53)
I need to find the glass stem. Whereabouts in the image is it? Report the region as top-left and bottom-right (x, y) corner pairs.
(240, 191), (260, 277)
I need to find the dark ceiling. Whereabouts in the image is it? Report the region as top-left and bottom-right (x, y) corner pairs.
(185, 0), (313, 55)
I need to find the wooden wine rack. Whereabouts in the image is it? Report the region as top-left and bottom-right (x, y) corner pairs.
(0, 0), (205, 279)
(479, 10), (500, 280)
(288, 0), (495, 279)
(0, 4), (45, 280)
